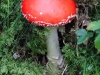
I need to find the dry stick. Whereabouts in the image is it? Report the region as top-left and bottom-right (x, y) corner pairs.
(76, 44), (79, 56)
(75, 8), (79, 57)
(61, 65), (67, 75)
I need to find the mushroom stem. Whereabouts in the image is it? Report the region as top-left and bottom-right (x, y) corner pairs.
(46, 27), (64, 74)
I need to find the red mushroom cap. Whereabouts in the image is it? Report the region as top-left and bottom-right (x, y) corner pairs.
(21, 0), (76, 27)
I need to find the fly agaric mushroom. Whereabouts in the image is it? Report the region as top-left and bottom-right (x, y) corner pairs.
(21, 0), (76, 74)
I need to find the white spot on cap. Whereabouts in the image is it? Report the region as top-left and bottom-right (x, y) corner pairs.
(51, 10), (54, 12)
(40, 12), (43, 15)
(69, 20), (71, 23)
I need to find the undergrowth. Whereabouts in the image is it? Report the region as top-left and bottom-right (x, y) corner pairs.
(62, 0), (100, 75)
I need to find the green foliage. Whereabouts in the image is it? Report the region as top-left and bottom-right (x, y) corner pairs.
(87, 20), (100, 51)
(87, 20), (100, 31)
(75, 29), (93, 44)
(26, 26), (47, 55)
(94, 34), (100, 50)
(62, 1), (100, 74)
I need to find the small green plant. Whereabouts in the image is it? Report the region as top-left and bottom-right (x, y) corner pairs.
(75, 29), (93, 44)
(87, 20), (100, 51)
(75, 20), (100, 51)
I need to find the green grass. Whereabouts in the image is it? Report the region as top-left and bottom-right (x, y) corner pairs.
(0, 54), (44, 75)
(62, 43), (100, 75)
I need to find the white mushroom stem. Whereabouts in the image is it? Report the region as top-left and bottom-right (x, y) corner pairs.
(46, 27), (64, 69)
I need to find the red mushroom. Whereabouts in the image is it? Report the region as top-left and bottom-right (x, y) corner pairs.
(21, 0), (76, 74)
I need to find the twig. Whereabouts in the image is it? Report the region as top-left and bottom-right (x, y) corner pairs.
(61, 65), (67, 75)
